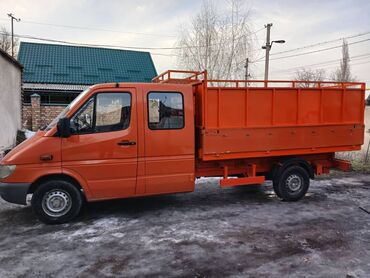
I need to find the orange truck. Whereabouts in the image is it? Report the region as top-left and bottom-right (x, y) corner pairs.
(0, 70), (366, 224)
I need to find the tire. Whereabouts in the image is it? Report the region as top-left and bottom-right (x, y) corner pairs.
(31, 180), (83, 224)
(274, 165), (310, 201)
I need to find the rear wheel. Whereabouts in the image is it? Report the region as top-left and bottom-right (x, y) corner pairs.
(273, 165), (310, 201)
(31, 180), (83, 224)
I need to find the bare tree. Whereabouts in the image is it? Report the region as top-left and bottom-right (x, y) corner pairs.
(331, 39), (354, 82)
(0, 26), (19, 56)
(294, 68), (326, 87)
(176, 0), (253, 80)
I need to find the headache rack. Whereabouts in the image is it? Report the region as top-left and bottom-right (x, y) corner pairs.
(152, 70), (365, 90)
(152, 70), (207, 84)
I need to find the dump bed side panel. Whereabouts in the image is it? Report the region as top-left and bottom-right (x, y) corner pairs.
(197, 86), (365, 161)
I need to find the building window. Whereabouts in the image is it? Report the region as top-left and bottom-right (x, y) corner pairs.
(148, 92), (184, 130)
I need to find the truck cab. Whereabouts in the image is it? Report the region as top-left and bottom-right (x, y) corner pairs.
(0, 82), (195, 223)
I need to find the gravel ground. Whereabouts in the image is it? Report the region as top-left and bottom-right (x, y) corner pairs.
(1, 172), (370, 277)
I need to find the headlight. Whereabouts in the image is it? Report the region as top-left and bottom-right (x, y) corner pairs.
(0, 165), (16, 179)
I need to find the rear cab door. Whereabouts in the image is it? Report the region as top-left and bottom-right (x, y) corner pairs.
(142, 83), (195, 194)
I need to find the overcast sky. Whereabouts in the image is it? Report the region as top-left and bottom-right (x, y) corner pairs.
(1, 0), (369, 91)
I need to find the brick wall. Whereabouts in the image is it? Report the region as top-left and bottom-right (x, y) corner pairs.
(31, 94), (41, 131)
(22, 105), (32, 130)
(364, 107), (370, 155)
(22, 99), (67, 131)
(40, 105), (66, 127)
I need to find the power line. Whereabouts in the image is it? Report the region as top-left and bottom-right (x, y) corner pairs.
(270, 31), (370, 56)
(0, 31), (183, 51)
(250, 31), (370, 63)
(248, 26), (266, 36)
(0, 30), (260, 57)
(0, 16), (265, 49)
(271, 38), (370, 61)
(251, 38), (370, 63)
(350, 59), (370, 67)
(273, 59), (370, 78)
(254, 57), (370, 79)
(270, 52), (370, 74)
(0, 31), (184, 50)
(0, 25), (265, 52)
(0, 31), (182, 56)
(0, 17), (177, 38)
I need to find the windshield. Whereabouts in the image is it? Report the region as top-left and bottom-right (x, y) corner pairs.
(45, 88), (91, 131)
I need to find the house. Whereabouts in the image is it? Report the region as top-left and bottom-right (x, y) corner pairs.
(0, 48), (22, 156)
(17, 42), (157, 130)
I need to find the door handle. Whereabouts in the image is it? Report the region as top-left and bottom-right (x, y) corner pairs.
(40, 154), (53, 161)
(117, 140), (136, 146)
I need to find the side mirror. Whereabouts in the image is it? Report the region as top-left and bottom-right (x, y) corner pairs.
(57, 117), (71, 138)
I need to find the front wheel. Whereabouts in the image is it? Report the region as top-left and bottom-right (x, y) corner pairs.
(273, 166), (310, 201)
(31, 180), (83, 224)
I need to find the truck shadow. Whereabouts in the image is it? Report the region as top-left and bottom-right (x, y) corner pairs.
(80, 184), (276, 221)
(79, 180), (333, 223)
(0, 185), (275, 227)
(0, 182), (328, 227)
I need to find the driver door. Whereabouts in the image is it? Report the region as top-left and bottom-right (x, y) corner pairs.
(61, 89), (138, 200)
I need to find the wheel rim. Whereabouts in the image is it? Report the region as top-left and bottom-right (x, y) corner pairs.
(42, 189), (72, 217)
(285, 174), (303, 192)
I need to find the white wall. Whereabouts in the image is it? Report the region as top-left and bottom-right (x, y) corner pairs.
(0, 55), (22, 155)
(364, 107), (370, 154)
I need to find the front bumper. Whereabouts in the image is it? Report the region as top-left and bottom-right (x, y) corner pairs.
(0, 182), (31, 205)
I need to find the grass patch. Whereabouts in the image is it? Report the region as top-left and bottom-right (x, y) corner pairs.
(336, 151), (370, 173)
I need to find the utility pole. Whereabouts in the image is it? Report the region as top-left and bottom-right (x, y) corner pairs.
(244, 58), (251, 87)
(244, 58), (249, 80)
(7, 13), (21, 57)
(262, 23), (285, 81)
(263, 23), (273, 81)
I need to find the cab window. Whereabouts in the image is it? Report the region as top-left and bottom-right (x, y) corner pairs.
(71, 92), (131, 134)
(148, 92), (184, 130)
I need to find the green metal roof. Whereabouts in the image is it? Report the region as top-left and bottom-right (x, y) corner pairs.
(18, 42), (157, 85)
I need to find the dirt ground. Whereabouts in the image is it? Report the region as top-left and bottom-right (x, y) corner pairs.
(0, 172), (370, 277)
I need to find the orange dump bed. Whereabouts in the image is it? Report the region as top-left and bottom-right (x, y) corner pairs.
(153, 70), (366, 162)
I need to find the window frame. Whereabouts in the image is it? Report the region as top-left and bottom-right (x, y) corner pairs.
(70, 91), (132, 135)
(147, 91), (185, 130)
